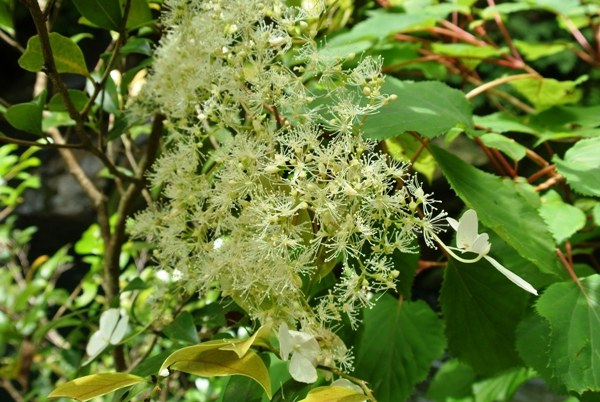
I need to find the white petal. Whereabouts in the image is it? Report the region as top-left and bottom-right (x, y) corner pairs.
(297, 335), (320, 362)
(86, 330), (108, 358)
(457, 209), (479, 247)
(484, 256), (538, 296)
(98, 308), (120, 339)
(447, 217), (459, 231)
(278, 323), (293, 360)
(289, 352), (318, 383)
(109, 314), (129, 344)
(470, 233), (490, 255)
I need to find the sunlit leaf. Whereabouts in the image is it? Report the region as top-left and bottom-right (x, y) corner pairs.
(48, 373), (145, 401)
(478, 133), (527, 161)
(299, 386), (367, 402)
(354, 296), (445, 402)
(539, 189), (586, 243)
(535, 275), (600, 393)
(553, 137), (600, 197)
(510, 76), (585, 111)
(513, 40), (569, 61)
(19, 33), (88, 76)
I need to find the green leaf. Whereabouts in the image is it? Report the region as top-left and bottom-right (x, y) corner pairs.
(426, 359), (476, 402)
(124, 0), (152, 30)
(478, 133), (527, 161)
(553, 137), (600, 197)
(385, 136), (436, 182)
(474, 112), (538, 135)
(19, 33), (88, 76)
(160, 342), (272, 399)
(593, 204), (600, 226)
(431, 145), (563, 278)
(441, 259), (530, 375)
(221, 375), (265, 402)
(48, 373), (145, 401)
(431, 43), (507, 68)
(535, 275), (600, 393)
(299, 386), (367, 402)
(363, 77), (473, 140)
(5, 90), (46, 135)
(472, 368), (534, 402)
(0, 1), (14, 36)
(72, 0), (121, 31)
(539, 189), (586, 243)
(354, 296), (446, 402)
(47, 90), (89, 112)
(163, 311), (199, 344)
(510, 76), (585, 111)
(513, 39), (569, 61)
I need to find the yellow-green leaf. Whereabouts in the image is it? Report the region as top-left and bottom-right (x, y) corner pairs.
(161, 344), (272, 399)
(219, 324), (272, 358)
(299, 386), (368, 402)
(48, 372), (145, 401)
(19, 32), (88, 76)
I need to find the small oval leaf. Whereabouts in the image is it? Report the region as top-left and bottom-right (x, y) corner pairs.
(48, 372), (145, 401)
(19, 32), (88, 76)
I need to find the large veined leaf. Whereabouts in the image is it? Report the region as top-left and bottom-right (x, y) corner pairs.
(430, 145), (564, 279)
(553, 137), (600, 197)
(160, 340), (272, 398)
(48, 373), (145, 401)
(18, 33), (88, 76)
(535, 275), (600, 393)
(354, 295), (445, 402)
(363, 77), (473, 140)
(510, 76), (585, 111)
(441, 259), (529, 375)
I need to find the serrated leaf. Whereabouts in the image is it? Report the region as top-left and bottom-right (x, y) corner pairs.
(535, 275), (600, 393)
(19, 33), (88, 76)
(363, 77), (473, 140)
(431, 145), (563, 278)
(72, 0), (121, 31)
(5, 90), (46, 135)
(478, 133), (527, 161)
(441, 259), (529, 375)
(539, 189), (586, 243)
(354, 296), (445, 402)
(553, 137), (600, 197)
(299, 386), (367, 402)
(163, 311), (199, 344)
(510, 76), (585, 111)
(161, 342), (272, 398)
(48, 373), (145, 401)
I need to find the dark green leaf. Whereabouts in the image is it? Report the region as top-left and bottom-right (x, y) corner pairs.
(441, 259), (529, 375)
(431, 145), (564, 278)
(0, 1), (14, 36)
(122, 277), (149, 292)
(130, 349), (175, 377)
(363, 77), (473, 140)
(124, 0), (152, 30)
(553, 137), (600, 197)
(163, 311), (199, 344)
(355, 296), (446, 402)
(535, 275), (600, 393)
(221, 375), (264, 402)
(426, 359), (476, 402)
(48, 90), (89, 112)
(120, 37), (153, 56)
(72, 0), (121, 31)
(5, 90), (46, 135)
(19, 33), (88, 75)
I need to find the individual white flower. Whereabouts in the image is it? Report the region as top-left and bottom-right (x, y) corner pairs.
(441, 209), (538, 296)
(278, 323), (321, 383)
(85, 308), (129, 362)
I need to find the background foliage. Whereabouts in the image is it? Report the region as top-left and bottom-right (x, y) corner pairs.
(0, 0), (599, 401)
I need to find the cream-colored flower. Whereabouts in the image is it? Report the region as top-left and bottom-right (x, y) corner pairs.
(279, 324), (320, 383)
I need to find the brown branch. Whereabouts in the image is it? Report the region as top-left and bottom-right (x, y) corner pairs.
(0, 134), (84, 149)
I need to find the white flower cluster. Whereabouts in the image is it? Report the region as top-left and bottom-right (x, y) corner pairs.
(129, 0), (448, 375)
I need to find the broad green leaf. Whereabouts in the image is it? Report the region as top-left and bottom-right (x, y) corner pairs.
(72, 0), (121, 31)
(431, 145), (563, 278)
(527, 0), (581, 14)
(219, 324), (272, 357)
(472, 367), (534, 402)
(539, 190), (586, 243)
(121, 37), (153, 56)
(553, 137), (600, 197)
(513, 40), (569, 61)
(441, 259), (529, 375)
(478, 133), (527, 161)
(163, 311), (199, 344)
(160, 342), (272, 399)
(354, 296), (446, 402)
(363, 77), (473, 140)
(385, 136), (436, 182)
(426, 359), (476, 402)
(48, 373), (145, 401)
(19, 33), (88, 76)
(221, 375), (264, 402)
(47, 90), (89, 112)
(299, 386), (367, 402)
(5, 90), (46, 135)
(510, 76), (585, 111)
(536, 275), (600, 393)
(124, 0), (153, 29)
(473, 112), (538, 135)
(431, 43), (507, 68)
